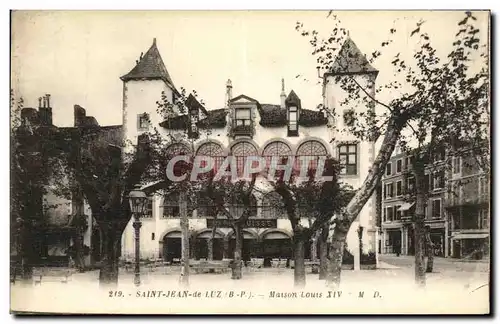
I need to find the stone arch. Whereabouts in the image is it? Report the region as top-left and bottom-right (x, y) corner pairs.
(193, 228), (225, 239)
(159, 227), (183, 241)
(259, 138), (293, 156)
(293, 136), (333, 156)
(225, 228), (259, 241)
(260, 228), (293, 240)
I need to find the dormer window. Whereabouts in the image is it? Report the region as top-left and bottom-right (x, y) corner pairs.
(235, 108), (251, 126)
(288, 106), (299, 136)
(189, 108), (199, 139)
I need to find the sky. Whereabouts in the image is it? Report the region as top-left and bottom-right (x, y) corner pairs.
(11, 10), (489, 127)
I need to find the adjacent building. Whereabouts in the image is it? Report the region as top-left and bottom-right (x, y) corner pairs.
(380, 145), (489, 259)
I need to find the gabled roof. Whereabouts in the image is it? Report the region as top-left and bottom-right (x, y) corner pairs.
(185, 94), (208, 115)
(285, 90), (301, 107)
(120, 38), (177, 89)
(330, 38), (378, 75)
(229, 94), (259, 104)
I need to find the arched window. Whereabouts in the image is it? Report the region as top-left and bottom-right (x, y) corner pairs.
(296, 140), (328, 173)
(262, 141), (293, 176)
(162, 192), (179, 218)
(231, 142), (258, 156)
(165, 143), (190, 158)
(296, 140), (328, 156)
(262, 141), (292, 156)
(230, 142), (258, 176)
(262, 191), (285, 219)
(197, 142), (224, 173)
(197, 142), (224, 156)
(165, 143), (191, 177)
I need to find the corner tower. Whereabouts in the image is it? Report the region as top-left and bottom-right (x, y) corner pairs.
(323, 37), (379, 263)
(120, 38), (179, 149)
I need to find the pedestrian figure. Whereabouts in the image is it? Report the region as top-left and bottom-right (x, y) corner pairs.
(395, 240), (401, 257)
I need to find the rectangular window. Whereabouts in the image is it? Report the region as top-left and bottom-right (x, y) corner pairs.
(404, 156), (412, 170)
(433, 171), (445, 190)
(406, 176), (415, 194)
(432, 199), (442, 219)
(385, 183), (394, 199)
(386, 163), (392, 176)
(395, 206), (402, 221)
(151, 233), (155, 241)
(142, 197), (153, 218)
(481, 209), (489, 229)
(383, 207), (387, 222)
(386, 206), (394, 222)
(396, 181), (403, 197)
(396, 159), (402, 173)
(343, 109), (355, 127)
(338, 144), (357, 175)
(235, 108), (251, 126)
(137, 113), (150, 131)
(452, 156), (461, 175)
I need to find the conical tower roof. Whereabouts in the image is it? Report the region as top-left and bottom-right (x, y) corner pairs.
(121, 38), (176, 89)
(330, 38), (378, 75)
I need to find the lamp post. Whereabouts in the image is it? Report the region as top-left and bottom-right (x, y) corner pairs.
(128, 186), (148, 287)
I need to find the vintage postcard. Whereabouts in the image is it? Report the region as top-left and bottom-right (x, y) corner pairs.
(10, 10), (491, 315)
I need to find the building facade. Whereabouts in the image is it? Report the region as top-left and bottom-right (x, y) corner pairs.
(118, 38), (380, 264)
(446, 150), (490, 259)
(380, 146), (489, 259)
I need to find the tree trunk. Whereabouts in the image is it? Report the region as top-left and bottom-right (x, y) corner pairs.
(207, 238), (213, 261)
(231, 224), (243, 279)
(98, 227), (121, 287)
(413, 161), (426, 287)
(425, 227), (434, 273)
(19, 225), (36, 282)
(179, 194), (190, 287)
(293, 233), (306, 288)
(325, 111), (407, 286)
(73, 229), (86, 272)
(319, 224), (328, 280)
(326, 226), (347, 289)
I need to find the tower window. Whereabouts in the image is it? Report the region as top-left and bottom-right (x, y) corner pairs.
(137, 113), (150, 131)
(338, 144), (357, 175)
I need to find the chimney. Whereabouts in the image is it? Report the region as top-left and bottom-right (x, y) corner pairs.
(38, 94), (53, 126)
(74, 105), (87, 127)
(280, 78), (286, 109)
(225, 79), (233, 108)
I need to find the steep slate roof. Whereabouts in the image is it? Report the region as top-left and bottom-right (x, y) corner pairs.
(120, 38), (177, 90)
(159, 109), (228, 130)
(330, 38), (378, 75)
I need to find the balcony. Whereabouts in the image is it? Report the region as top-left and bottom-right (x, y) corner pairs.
(231, 121), (254, 137)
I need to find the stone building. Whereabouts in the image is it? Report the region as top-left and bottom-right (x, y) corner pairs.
(118, 38), (380, 265)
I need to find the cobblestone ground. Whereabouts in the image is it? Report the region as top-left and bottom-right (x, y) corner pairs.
(11, 257), (490, 314)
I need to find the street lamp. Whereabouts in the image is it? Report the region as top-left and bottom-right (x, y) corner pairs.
(128, 185), (148, 287)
